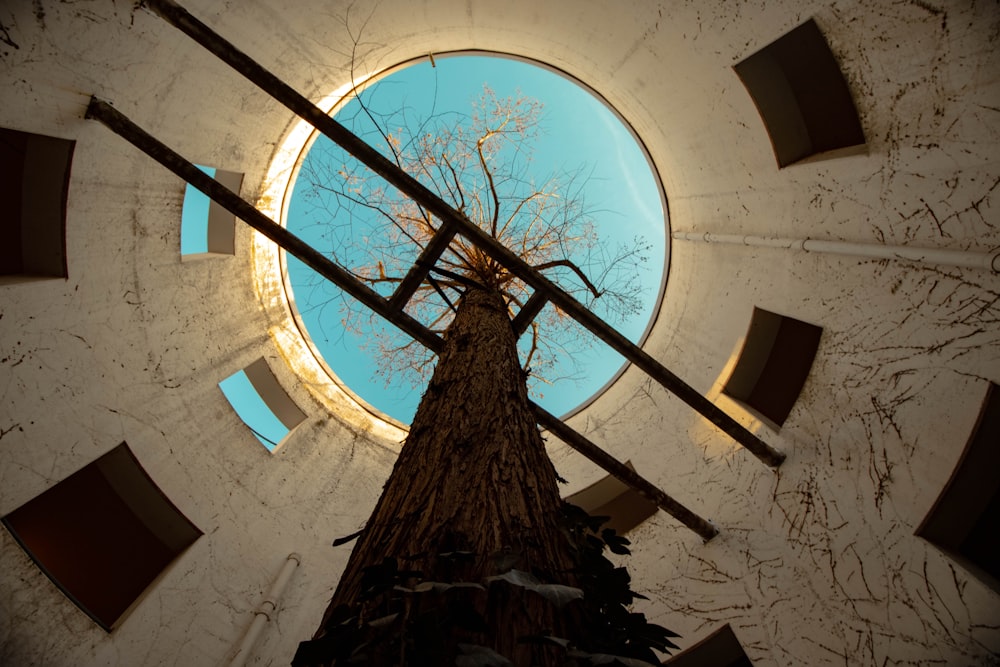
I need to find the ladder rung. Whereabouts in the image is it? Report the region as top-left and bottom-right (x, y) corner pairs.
(388, 222), (457, 311)
(511, 291), (548, 336)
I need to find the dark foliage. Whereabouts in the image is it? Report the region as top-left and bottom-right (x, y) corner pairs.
(292, 504), (676, 666)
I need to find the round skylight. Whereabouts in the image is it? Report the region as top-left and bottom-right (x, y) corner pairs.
(282, 53), (668, 425)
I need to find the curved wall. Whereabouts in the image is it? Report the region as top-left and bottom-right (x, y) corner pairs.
(0, 1), (997, 665)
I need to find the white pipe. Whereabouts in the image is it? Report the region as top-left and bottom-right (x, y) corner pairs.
(227, 553), (302, 667)
(672, 231), (1000, 273)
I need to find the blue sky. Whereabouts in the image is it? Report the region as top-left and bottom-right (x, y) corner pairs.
(180, 165), (215, 255)
(218, 370), (289, 451)
(285, 54), (666, 424)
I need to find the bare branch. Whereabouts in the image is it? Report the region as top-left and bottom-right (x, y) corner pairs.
(477, 133), (502, 235)
(293, 72), (649, 395)
(533, 259), (602, 299)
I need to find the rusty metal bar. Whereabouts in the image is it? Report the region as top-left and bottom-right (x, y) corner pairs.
(84, 97), (442, 355)
(533, 405), (718, 541)
(511, 291), (548, 337)
(389, 222), (457, 311)
(139, 0), (785, 468)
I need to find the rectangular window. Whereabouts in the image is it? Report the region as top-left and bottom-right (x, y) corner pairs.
(917, 382), (1000, 591)
(564, 462), (658, 535)
(734, 19), (866, 168)
(180, 165), (242, 257)
(663, 624), (753, 666)
(220, 358), (307, 451)
(723, 307), (822, 428)
(1, 443), (202, 631)
(0, 128), (74, 283)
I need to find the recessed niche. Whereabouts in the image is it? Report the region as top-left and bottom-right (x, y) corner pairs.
(220, 358), (307, 452)
(0, 127), (74, 283)
(917, 382), (1000, 591)
(1, 443), (202, 631)
(663, 624), (754, 667)
(180, 165), (242, 258)
(564, 461), (658, 535)
(723, 307), (822, 428)
(734, 19), (866, 167)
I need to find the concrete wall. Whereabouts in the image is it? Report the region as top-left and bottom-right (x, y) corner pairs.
(0, 1), (997, 665)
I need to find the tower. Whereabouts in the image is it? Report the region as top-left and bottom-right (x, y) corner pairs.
(1, 2), (998, 665)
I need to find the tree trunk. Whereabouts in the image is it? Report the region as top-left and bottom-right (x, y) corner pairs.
(312, 286), (580, 664)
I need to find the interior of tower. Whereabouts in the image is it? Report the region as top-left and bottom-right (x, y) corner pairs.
(1, 1), (998, 665)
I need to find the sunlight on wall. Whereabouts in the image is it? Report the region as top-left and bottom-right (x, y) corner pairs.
(695, 336), (765, 460)
(252, 68), (409, 445)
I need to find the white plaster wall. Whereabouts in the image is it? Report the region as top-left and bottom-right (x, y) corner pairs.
(0, 3), (398, 665)
(0, 0), (997, 665)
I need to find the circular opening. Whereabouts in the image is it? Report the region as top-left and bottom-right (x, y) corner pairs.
(281, 53), (668, 425)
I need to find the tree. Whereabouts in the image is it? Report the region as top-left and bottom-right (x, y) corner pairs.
(290, 82), (650, 401)
(291, 73), (674, 666)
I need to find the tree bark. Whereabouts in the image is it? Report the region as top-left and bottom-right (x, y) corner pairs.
(314, 286), (579, 664)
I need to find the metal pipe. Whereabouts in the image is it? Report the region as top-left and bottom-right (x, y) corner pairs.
(140, 0), (784, 468)
(228, 553), (302, 667)
(672, 231), (1000, 273)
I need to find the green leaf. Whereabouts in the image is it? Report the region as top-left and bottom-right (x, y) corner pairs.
(602, 528), (632, 555)
(455, 643), (513, 667)
(567, 649), (658, 666)
(412, 581), (486, 593)
(486, 569), (584, 607)
(627, 617), (680, 651)
(586, 514), (612, 532)
(366, 613), (399, 629)
(519, 634), (573, 649)
(531, 583), (585, 607)
(487, 569), (541, 587)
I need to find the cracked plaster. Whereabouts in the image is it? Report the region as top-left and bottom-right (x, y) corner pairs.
(1, 0), (998, 665)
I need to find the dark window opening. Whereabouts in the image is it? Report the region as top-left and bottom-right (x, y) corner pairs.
(917, 382), (1000, 591)
(734, 19), (866, 167)
(723, 307), (822, 428)
(1, 443), (202, 630)
(0, 128), (74, 282)
(564, 462), (658, 535)
(663, 624), (754, 666)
